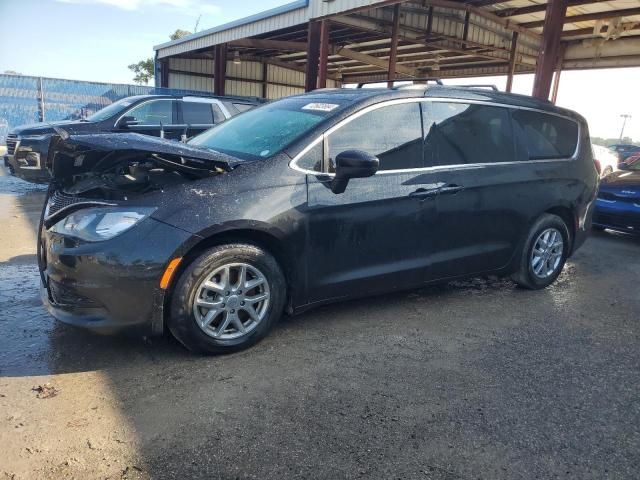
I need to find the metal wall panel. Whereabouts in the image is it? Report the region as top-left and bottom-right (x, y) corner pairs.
(227, 60), (263, 81)
(169, 57), (214, 75)
(168, 72), (215, 92)
(225, 80), (263, 97)
(267, 84), (305, 99)
(268, 65), (305, 87)
(165, 57), (325, 99)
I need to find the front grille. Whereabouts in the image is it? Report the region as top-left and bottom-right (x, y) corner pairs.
(44, 190), (115, 223)
(6, 134), (19, 155)
(593, 212), (640, 231)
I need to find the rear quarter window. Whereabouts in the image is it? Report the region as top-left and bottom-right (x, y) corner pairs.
(182, 101), (214, 124)
(512, 110), (578, 160)
(423, 102), (515, 166)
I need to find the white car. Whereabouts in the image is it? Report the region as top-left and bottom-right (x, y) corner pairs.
(592, 144), (619, 177)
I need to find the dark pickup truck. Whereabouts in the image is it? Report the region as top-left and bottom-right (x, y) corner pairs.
(4, 93), (263, 183)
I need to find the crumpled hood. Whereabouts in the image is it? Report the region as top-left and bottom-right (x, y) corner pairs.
(63, 132), (243, 167)
(48, 132), (244, 181)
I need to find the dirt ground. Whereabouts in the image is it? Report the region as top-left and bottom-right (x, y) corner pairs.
(1, 165), (639, 480)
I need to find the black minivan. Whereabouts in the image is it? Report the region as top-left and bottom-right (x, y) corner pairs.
(5, 94), (262, 183)
(39, 86), (598, 353)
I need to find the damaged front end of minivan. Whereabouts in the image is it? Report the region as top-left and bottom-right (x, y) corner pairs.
(39, 132), (240, 334)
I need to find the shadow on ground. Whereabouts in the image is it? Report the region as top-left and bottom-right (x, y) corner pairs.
(1, 168), (639, 479)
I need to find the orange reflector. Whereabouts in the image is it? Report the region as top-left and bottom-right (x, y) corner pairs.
(160, 257), (182, 289)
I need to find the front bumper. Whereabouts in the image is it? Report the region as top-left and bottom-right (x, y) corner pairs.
(7, 137), (53, 184)
(41, 216), (192, 334)
(593, 198), (640, 234)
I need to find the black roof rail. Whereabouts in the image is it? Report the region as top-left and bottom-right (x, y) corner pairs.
(355, 78), (443, 88)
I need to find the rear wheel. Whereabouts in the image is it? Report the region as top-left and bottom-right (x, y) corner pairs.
(512, 214), (570, 290)
(168, 243), (286, 354)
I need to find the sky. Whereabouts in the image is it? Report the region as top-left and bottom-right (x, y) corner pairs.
(0, 0), (639, 141)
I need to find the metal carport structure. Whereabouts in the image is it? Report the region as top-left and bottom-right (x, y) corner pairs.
(153, 0), (640, 102)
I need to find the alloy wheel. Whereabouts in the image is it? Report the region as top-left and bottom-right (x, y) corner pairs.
(192, 263), (270, 340)
(530, 228), (564, 279)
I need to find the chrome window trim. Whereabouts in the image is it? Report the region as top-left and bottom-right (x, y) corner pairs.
(113, 98), (177, 128)
(289, 97), (582, 177)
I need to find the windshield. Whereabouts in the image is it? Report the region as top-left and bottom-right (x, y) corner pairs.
(188, 98), (347, 160)
(86, 97), (137, 122)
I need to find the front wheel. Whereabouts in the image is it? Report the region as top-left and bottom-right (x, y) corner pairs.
(512, 214), (570, 290)
(168, 243), (286, 354)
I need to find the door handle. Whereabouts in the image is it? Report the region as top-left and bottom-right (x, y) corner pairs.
(439, 184), (464, 195)
(409, 188), (439, 199)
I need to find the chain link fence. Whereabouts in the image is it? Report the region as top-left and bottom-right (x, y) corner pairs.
(0, 74), (211, 145)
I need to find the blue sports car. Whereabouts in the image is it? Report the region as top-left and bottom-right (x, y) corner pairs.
(594, 160), (640, 234)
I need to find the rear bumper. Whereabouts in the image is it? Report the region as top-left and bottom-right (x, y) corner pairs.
(41, 217), (192, 334)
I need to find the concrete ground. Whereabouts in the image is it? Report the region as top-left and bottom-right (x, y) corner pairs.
(1, 165), (639, 480)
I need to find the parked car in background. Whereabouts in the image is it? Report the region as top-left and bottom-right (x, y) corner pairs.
(608, 143), (640, 162)
(38, 86), (597, 354)
(594, 160), (640, 234)
(592, 143), (620, 176)
(4, 94), (263, 183)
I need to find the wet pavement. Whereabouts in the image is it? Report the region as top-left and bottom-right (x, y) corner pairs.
(1, 165), (639, 479)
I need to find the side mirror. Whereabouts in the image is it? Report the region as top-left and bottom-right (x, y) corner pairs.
(117, 116), (140, 128)
(330, 149), (379, 194)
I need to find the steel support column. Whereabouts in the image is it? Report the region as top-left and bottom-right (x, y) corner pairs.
(387, 4), (401, 88)
(506, 31), (518, 93)
(305, 21), (322, 92)
(214, 44), (227, 96)
(532, 0), (568, 100)
(318, 20), (330, 89)
(550, 44), (566, 104)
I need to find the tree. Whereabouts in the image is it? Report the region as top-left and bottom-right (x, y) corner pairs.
(3, 70), (21, 75)
(128, 58), (155, 85)
(170, 29), (192, 41)
(128, 30), (193, 85)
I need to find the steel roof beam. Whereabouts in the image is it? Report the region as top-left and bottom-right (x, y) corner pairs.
(521, 6), (640, 29)
(496, 0), (610, 18)
(561, 22), (640, 38)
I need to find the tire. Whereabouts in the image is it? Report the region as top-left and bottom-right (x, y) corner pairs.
(168, 243), (286, 354)
(511, 214), (570, 290)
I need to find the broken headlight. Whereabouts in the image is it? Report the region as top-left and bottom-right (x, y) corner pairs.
(50, 207), (156, 242)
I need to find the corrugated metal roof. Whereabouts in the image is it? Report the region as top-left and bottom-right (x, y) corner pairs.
(156, 0), (640, 83)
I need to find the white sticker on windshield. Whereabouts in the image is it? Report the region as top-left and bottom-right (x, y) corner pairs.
(301, 103), (339, 112)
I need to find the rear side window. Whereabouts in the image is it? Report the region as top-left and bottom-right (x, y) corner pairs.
(423, 102), (515, 166)
(126, 100), (176, 125)
(328, 102), (423, 171)
(233, 103), (254, 113)
(512, 110), (578, 160)
(211, 104), (226, 123)
(182, 102), (214, 124)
